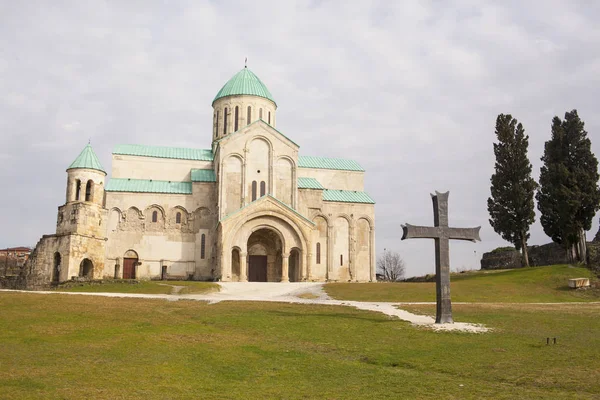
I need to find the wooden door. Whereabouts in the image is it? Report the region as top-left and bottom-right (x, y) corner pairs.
(123, 258), (137, 279)
(248, 256), (267, 282)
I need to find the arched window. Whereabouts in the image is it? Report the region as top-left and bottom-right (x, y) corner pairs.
(223, 108), (228, 135)
(234, 106), (239, 131)
(247, 106), (251, 125)
(340, 254), (343, 266)
(260, 181), (266, 197)
(252, 181), (257, 201)
(316, 243), (321, 264)
(75, 179), (81, 201)
(201, 234), (206, 259)
(215, 111), (219, 138)
(259, 108), (263, 120)
(152, 211), (158, 223)
(85, 180), (93, 202)
(268, 111), (271, 125)
(176, 212), (181, 224)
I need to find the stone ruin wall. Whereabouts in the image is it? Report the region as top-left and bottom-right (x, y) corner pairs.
(482, 239), (600, 274)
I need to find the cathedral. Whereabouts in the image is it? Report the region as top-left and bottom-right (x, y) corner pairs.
(27, 67), (376, 283)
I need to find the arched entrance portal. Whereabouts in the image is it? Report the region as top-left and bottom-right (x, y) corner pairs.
(123, 250), (138, 279)
(52, 252), (61, 283)
(247, 228), (282, 282)
(79, 258), (93, 279)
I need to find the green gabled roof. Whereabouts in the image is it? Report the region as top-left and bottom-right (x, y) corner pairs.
(298, 156), (364, 172)
(105, 178), (192, 194)
(191, 169), (216, 182)
(322, 189), (375, 204)
(113, 144), (213, 161)
(68, 144), (106, 173)
(213, 67), (276, 105)
(298, 177), (324, 189)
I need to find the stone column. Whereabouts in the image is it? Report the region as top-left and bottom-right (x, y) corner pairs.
(281, 252), (290, 282)
(306, 251), (313, 281)
(239, 252), (248, 282)
(369, 228), (376, 282)
(327, 225), (334, 281)
(349, 220), (356, 281)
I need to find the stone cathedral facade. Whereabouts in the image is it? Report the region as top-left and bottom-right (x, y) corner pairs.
(26, 67), (376, 284)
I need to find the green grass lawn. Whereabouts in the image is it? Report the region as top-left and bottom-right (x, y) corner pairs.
(0, 293), (599, 399)
(55, 280), (219, 295)
(326, 265), (600, 303)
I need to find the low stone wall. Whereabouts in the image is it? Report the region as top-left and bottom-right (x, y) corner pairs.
(480, 248), (522, 270)
(482, 240), (600, 273)
(528, 242), (570, 267)
(481, 242), (570, 270)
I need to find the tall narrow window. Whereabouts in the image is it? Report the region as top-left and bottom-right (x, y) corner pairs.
(176, 212), (181, 224)
(259, 108), (263, 120)
(340, 254), (343, 266)
(75, 179), (81, 201)
(252, 181), (257, 201)
(260, 181), (266, 197)
(316, 243), (321, 264)
(234, 106), (239, 131)
(215, 111), (219, 138)
(247, 106), (251, 125)
(268, 111), (271, 125)
(223, 108), (228, 135)
(85, 180), (93, 202)
(152, 211), (158, 223)
(201, 234), (206, 259)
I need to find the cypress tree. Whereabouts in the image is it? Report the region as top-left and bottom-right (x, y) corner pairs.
(488, 114), (537, 266)
(536, 110), (600, 262)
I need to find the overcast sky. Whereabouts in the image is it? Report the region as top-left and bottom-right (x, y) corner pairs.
(1, 1), (599, 277)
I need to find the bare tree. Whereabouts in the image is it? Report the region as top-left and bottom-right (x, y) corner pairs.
(377, 249), (406, 281)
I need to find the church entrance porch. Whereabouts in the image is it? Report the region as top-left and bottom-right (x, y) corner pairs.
(245, 228), (283, 282)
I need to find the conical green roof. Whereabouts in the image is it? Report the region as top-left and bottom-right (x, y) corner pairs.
(68, 144), (106, 173)
(213, 67), (276, 105)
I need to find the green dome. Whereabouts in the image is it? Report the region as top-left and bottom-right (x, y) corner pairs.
(213, 67), (276, 105)
(68, 144), (106, 173)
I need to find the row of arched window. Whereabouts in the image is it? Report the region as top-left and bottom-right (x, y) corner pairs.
(251, 180), (266, 201)
(75, 179), (94, 202)
(215, 106), (272, 137)
(151, 210), (183, 224)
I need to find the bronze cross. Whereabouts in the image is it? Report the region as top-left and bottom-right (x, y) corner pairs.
(402, 191), (481, 324)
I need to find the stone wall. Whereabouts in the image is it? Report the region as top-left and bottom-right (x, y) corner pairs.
(480, 248), (522, 270)
(482, 240), (600, 272)
(481, 242), (569, 270)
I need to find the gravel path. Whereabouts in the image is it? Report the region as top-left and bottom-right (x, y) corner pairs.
(1, 283), (489, 333)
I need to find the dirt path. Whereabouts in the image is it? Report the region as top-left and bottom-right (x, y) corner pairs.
(1, 283), (490, 332)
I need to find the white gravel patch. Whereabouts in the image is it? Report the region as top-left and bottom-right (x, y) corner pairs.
(1, 283), (489, 333)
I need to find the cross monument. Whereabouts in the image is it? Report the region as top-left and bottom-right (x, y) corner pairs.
(402, 191), (481, 324)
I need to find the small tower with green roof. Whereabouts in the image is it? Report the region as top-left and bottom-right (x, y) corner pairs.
(211, 66), (277, 142)
(53, 143), (108, 280)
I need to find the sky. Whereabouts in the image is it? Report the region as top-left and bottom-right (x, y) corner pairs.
(1, 0), (599, 278)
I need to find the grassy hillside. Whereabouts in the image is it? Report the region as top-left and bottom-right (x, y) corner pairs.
(326, 265), (599, 303)
(1, 293), (599, 399)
